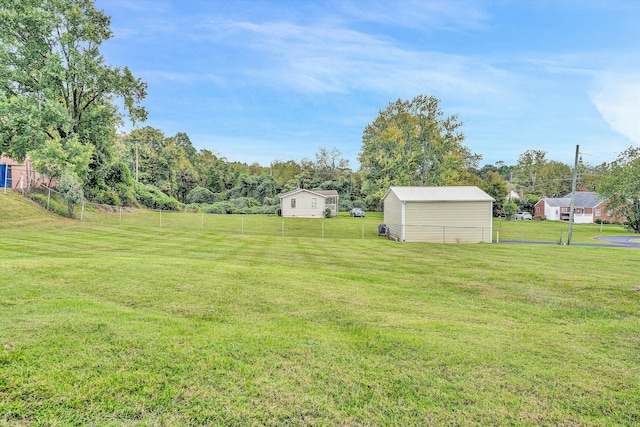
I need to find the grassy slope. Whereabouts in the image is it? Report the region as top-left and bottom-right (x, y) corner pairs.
(1, 191), (639, 426)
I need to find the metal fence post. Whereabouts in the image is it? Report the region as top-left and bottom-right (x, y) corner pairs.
(119, 207), (122, 225)
(2, 164), (7, 194)
(282, 217), (284, 237)
(160, 210), (162, 228)
(47, 186), (51, 210)
(80, 200), (85, 221)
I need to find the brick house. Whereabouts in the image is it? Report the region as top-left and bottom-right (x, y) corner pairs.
(0, 155), (45, 190)
(534, 191), (619, 223)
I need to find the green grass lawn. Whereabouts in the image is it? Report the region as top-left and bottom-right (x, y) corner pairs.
(492, 217), (632, 245)
(1, 191), (639, 426)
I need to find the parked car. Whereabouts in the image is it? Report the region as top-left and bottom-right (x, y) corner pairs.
(350, 208), (365, 217)
(512, 212), (532, 220)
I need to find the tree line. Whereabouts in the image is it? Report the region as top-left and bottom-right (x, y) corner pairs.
(1, 0), (638, 231)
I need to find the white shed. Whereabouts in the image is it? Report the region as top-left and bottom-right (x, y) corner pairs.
(279, 188), (338, 218)
(382, 186), (494, 243)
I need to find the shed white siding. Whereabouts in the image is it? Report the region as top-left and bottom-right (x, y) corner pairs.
(383, 190), (403, 241)
(382, 186), (494, 243)
(280, 190), (326, 218)
(404, 201), (491, 243)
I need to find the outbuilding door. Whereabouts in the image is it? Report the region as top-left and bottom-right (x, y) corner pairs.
(0, 164), (12, 189)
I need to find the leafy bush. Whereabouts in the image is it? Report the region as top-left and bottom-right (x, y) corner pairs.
(202, 203), (278, 215)
(183, 203), (203, 213)
(95, 189), (121, 206)
(229, 197), (261, 209)
(134, 182), (182, 211)
(186, 187), (216, 204)
(339, 199), (353, 212)
(503, 199), (518, 219)
(115, 183), (137, 206)
(203, 202), (236, 214)
(29, 193), (68, 217)
(339, 197), (366, 212)
(244, 205), (278, 215)
(57, 171), (84, 217)
(262, 196), (279, 206)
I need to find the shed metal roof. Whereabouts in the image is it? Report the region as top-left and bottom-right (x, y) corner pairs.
(278, 188), (328, 199)
(383, 186), (495, 202)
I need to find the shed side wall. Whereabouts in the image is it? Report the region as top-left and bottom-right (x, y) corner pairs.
(383, 192), (402, 241)
(404, 201), (492, 243)
(281, 192), (326, 218)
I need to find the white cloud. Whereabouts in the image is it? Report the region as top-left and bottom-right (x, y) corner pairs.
(211, 20), (516, 107)
(589, 74), (640, 145)
(336, 0), (490, 31)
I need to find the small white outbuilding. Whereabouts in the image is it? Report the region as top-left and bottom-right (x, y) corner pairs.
(278, 188), (338, 218)
(382, 186), (494, 243)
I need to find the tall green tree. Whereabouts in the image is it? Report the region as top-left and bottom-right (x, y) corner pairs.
(0, 0), (146, 183)
(359, 95), (480, 209)
(598, 146), (640, 233)
(480, 171), (509, 216)
(538, 160), (572, 197)
(29, 133), (93, 184)
(513, 150), (547, 195)
(314, 147), (350, 182)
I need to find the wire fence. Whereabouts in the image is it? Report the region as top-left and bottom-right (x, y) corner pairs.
(11, 177), (622, 244)
(16, 178), (386, 240)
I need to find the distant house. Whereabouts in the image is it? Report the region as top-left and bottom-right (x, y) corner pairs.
(508, 190), (523, 200)
(534, 192), (618, 223)
(278, 188), (339, 218)
(382, 186), (494, 243)
(0, 155), (43, 190)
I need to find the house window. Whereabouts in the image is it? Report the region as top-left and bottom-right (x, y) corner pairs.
(607, 210), (613, 216)
(562, 207), (569, 213)
(595, 209), (601, 217)
(574, 208), (583, 214)
(311, 198), (316, 209)
(535, 207), (540, 213)
(291, 198), (296, 208)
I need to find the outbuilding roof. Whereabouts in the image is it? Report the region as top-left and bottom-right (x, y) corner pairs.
(383, 186), (495, 202)
(278, 188), (328, 199)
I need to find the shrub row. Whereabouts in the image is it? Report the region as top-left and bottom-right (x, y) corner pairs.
(134, 182), (183, 211)
(28, 193), (68, 218)
(202, 202), (277, 215)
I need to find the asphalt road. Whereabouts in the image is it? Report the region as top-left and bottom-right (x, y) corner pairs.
(593, 235), (640, 248)
(496, 235), (640, 248)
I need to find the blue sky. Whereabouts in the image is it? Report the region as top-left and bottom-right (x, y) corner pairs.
(96, 0), (640, 169)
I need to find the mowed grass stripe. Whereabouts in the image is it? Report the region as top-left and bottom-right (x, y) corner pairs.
(1, 191), (639, 425)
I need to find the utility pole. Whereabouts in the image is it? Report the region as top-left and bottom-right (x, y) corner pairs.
(135, 142), (139, 183)
(567, 144), (579, 245)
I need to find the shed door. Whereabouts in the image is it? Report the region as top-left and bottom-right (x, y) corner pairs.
(0, 164), (11, 188)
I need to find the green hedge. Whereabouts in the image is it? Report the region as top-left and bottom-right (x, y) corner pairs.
(29, 193), (68, 218)
(134, 182), (183, 211)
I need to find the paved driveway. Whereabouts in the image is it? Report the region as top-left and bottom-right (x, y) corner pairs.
(594, 235), (640, 248)
(495, 235), (640, 248)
